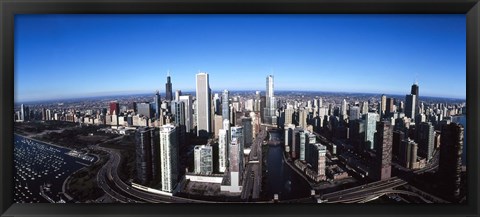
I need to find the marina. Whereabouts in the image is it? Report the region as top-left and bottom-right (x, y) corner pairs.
(14, 134), (96, 203)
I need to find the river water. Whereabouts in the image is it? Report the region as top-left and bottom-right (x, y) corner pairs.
(264, 131), (311, 200)
(14, 134), (94, 203)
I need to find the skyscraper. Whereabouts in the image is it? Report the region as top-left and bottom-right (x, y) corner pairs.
(109, 101), (119, 116)
(242, 117), (253, 148)
(222, 90), (230, 121)
(380, 94), (387, 117)
(439, 122), (463, 202)
(365, 113), (378, 150)
(218, 129), (228, 173)
(341, 99), (347, 117)
(349, 106), (361, 121)
(417, 122), (435, 161)
(264, 75), (276, 125)
(154, 91), (161, 119)
(135, 127), (153, 185)
(165, 73), (173, 101)
(227, 138), (243, 192)
(179, 95), (193, 133)
(194, 145), (213, 174)
(196, 72), (212, 137)
(405, 94), (416, 120)
(375, 120), (393, 181)
(160, 124), (178, 193)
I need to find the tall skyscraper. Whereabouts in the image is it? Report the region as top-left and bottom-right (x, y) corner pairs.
(417, 122), (435, 160)
(375, 120), (393, 181)
(160, 124), (178, 193)
(242, 117), (253, 148)
(165, 73), (173, 101)
(222, 90), (230, 121)
(386, 98), (395, 117)
(298, 108), (308, 129)
(194, 145), (213, 174)
(405, 94), (416, 120)
(264, 75), (276, 125)
(439, 122), (463, 202)
(227, 138), (243, 193)
(365, 113), (378, 150)
(179, 95), (193, 133)
(380, 94), (387, 117)
(196, 72), (212, 137)
(154, 91), (161, 119)
(135, 127), (153, 185)
(231, 126), (244, 150)
(284, 106), (295, 126)
(218, 129), (228, 173)
(137, 102), (153, 119)
(341, 99), (348, 117)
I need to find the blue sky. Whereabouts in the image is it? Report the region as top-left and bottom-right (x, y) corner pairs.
(15, 14), (466, 102)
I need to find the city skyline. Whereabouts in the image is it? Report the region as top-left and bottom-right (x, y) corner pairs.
(15, 14), (466, 102)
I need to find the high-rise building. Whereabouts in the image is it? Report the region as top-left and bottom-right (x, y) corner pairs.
(175, 90), (182, 101)
(137, 102), (153, 119)
(109, 101), (120, 116)
(307, 143), (327, 181)
(380, 94), (387, 117)
(227, 138), (243, 192)
(179, 95), (193, 133)
(154, 91), (161, 119)
(299, 131), (307, 161)
(134, 127), (160, 185)
(214, 115), (223, 139)
(264, 75), (276, 125)
(196, 72), (212, 137)
(284, 106), (295, 126)
(165, 73), (173, 101)
(341, 99), (347, 117)
(439, 122), (463, 202)
(349, 106), (361, 121)
(242, 117), (253, 148)
(365, 113), (378, 150)
(411, 83), (419, 115)
(135, 127), (153, 185)
(160, 124), (178, 193)
(299, 108), (308, 129)
(231, 126), (244, 150)
(194, 145), (213, 174)
(386, 98), (395, 117)
(405, 94), (416, 120)
(218, 129), (228, 173)
(375, 120), (393, 181)
(417, 122), (435, 160)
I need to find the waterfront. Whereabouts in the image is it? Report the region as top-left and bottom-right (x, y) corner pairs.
(265, 131), (311, 200)
(14, 134), (95, 203)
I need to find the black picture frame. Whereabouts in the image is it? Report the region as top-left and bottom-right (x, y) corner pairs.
(1, 0), (479, 217)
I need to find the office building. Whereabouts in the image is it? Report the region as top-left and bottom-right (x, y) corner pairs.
(417, 122), (435, 160)
(165, 73), (173, 101)
(137, 102), (153, 119)
(380, 94), (387, 117)
(365, 113), (378, 150)
(154, 91), (161, 119)
(196, 72), (212, 137)
(307, 143), (327, 181)
(375, 120), (393, 181)
(242, 117), (253, 148)
(109, 101), (120, 116)
(405, 94), (416, 120)
(194, 145), (213, 174)
(439, 122), (463, 202)
(218, 129), (228, 173)
(349, 106), (361, 121)
(160, 124), (178, 193)
(135, 127), (153, 185)
(179, 95), (193, 133)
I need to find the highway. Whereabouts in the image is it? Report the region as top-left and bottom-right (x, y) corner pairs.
(318, 177), (407, 203)
(241, 128), (267, 201)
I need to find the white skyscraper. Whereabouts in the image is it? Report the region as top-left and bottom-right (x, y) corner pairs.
(218, 129), (228, 173)
(341, 99), (347, 117)
(179, 95), (193, 133)
(365, 113), (378, 150)
(196, 72), (211, 137)
(264, 75), (276, 125)
(160, 124), (178, 193)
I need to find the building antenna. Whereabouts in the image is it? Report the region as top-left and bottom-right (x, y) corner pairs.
(415, 73), (418, 85)
(167, 69), (170, 77)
